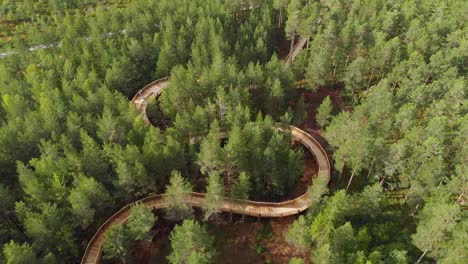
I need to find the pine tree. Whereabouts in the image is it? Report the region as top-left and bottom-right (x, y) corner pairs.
(267, 78), (286, 118)
(15, 202), (76, 257)
(224, 125), (245, 186)
(127, 203), (156, 241)
(155, 16), (177, 77)
(231, 172), (251, 200)
(305, 45), (331, 90)
(164, 171), (194, 221)
(311, 243), (332, 264)
(111, 144), (155, 196)
(230, 172), (251, 221)
(308, 172), (329, 202)
(197, 120), (223, 175)
(142, 128), (166, 185)
(203, 172), (225, 220)
(316, 96), (333, 128)
(3, 241), (37, 264)
(167, 220), (215, 264)
(67, 175), (111, 229)
(80, 130), (108, 181)
(280, 107), (294, 124)
(332, 223), (356, 263)
(285, 215), (310, 249)
(264, 132), (291, 197)
(285, 0), (302, 51)
(273, 0), (290, 27)
(294, 94), (308, 125)
(103, 224), (129, 261)
(412, 200), (462, 263)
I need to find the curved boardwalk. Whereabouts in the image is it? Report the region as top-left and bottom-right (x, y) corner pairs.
(81, 36), (324, 264)
(130, 77), (169, 124)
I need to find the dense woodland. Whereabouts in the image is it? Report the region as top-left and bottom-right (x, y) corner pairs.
(0, 0), (466, 263)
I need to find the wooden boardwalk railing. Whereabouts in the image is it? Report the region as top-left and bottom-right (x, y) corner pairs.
(130, 77), (169, 124)
(81, 34), (321, 264)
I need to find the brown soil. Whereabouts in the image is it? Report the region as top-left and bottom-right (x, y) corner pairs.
(289, 144), (317, 199)
(264, 217), (309, 263)
(211, 216), (308, 264)
(300, 84), (349, 134)
(129, 215), (308, 264)
(294, 84), (349, 190)
(276, 33), (292, 59)
(131, 216), (173, 264)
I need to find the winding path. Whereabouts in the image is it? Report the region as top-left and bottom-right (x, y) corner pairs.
(81, 36), (327, 264)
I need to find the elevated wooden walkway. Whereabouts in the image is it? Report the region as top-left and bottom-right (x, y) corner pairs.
(81, 35), (321, 264)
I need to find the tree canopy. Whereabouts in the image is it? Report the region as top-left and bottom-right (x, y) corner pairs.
(0, 0), (465, 263)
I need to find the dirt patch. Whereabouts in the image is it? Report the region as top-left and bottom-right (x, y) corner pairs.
(294, 85), (347, 190)
(128, 213), (308, 264)
(300, 84), (349, 133)
(130, 215), (174, 264)
(264, 217), (309, 263)
(211, 216), (308, 264)
(275, 31), (292, 59)
(288, 144), (317, 199)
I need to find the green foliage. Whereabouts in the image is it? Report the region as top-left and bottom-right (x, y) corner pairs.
(311, 243), (331, 264)
(102, 203), (156, 260)
(255, 224), (273, 241)
(253, 244), (266, 255)
(197, 121), (223, 175)
(127, 203), (157, 241)
(231, 172), (251, 200)
(316, 96), (333, 128)
(280, 107), (293, 124)
(197, 116), (303, 199)
(287, 187), (414, 263)
(203, 172), (225, 220)
(0, 0), (465, 263)
(167, 220), (215, 264)
(308, 172), (329, 202)
(289, 257), (305, 264)
(285, 0), (302, 41)
(103, 224), (129, 260)
(285, 215), (310, 249)
(412, 199), (464, 262)
(3, 241), (37, 264)
(294, 94), (308, 125)
(233, 2), (277, 64)
(164, 171), (194, 221)
(67, 175), (111, 229)
(15, 201), (77, 258)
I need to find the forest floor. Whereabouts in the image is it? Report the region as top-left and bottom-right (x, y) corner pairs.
(210, 216), (309, 264)
(297, 83), (346, 190)
(289, 144), (316, 199)
(130, 213), (309, 264)
(300, 83), (349, 134)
